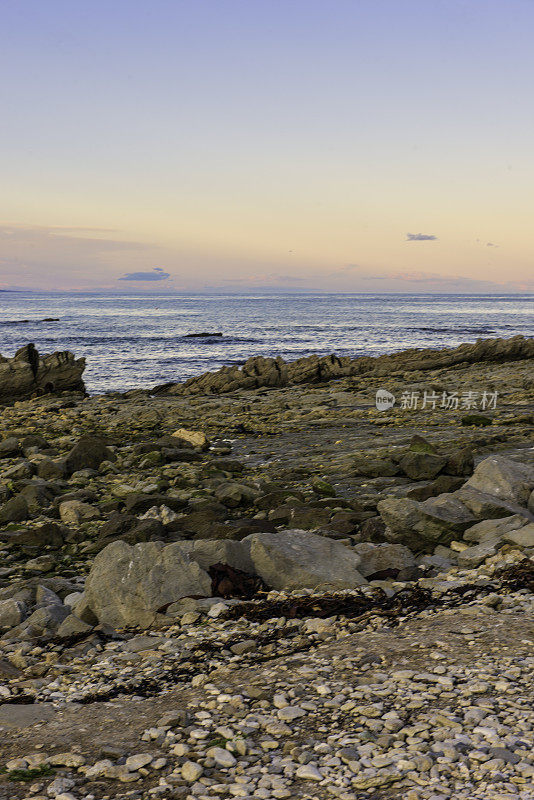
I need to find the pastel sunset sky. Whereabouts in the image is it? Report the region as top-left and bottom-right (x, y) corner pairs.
(1, 0), (533, 292)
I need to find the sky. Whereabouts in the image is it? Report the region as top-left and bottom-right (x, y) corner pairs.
(1, 0), (533, 293)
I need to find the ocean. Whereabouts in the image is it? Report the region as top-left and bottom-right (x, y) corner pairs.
(0, 292), (533, 394)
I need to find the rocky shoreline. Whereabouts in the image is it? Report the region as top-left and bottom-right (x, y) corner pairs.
(0, 336), (533, 800)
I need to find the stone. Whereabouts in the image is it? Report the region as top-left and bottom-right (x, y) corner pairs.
(408, 435), (437, 454)
(56, 614), (93, 638)
(175, 539), (255, 574)
(206, 746), (237, 768)
(0, 493), (29, 523)
(0, 436), (21, 458)
(353, 542), (416, 578)
(59, 499), (101, 524)
(456, 487), (528, 519)
(182, 761), (204, 781)
(503, 523), (534, 548)
(446, 447), (474, 476)
(10, 522), (64, 548)
(461, 413), (492, 426)
(214, 481), (258, 507)
(64, 436), (116, 475)
(463, 515), (528, 543)
(399, 452), (448, 480)
(84, 540), (212, 628)
(378, 493), (476, 550)
(22, 603), (70, 634)
(0, 598), (27, 630)
(296, 764), (323, 781)
(245, 529), (366, 590)
(171, 428), (210, 450)
(125, 752), (153, 770)
(464, 455), (534, 505)
(0, 343), (85, 400)
(457, 541), (498, 567)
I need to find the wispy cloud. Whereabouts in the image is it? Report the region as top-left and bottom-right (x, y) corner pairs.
(406, 232), (438, 241)
(119, 267), (171, 281)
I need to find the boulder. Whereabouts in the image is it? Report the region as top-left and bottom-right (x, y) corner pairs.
(0, 343), (85, 400)
(84, 541), (212, 628)
(244, 530), (366, 591)
(354, 542), (416, 579)
(59, 500), (101, 524)
(463, 515), (528, 544)
(377, 494), (476, 550)
(503, 523), (534, 548)
(457, 541), (497, 568)
(0, 493), (29, 523)
(175, 539), (255, 574)
(0, 437), (22, 458)
(0, 599), (27, 630)
(408, 435), (437, 454)
(399, 452), (447, 480)
(171, 428), (210, 450)
(446, 448), (474, 477)
(464, 456), (534, 506)
(65, 437), (115, 475)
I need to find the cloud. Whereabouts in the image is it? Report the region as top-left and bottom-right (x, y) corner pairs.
(119, 267), (171, 281)
(406, 232), (438, 241)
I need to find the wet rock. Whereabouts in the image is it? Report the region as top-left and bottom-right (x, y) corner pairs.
(36, 458), (67, 479)
(84, 540), (212, 628)
(245, 529), (366, 590)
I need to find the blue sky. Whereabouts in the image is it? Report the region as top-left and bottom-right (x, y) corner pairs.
(1, 0), (533, 291)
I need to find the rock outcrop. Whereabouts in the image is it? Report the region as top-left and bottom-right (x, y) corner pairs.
(154, 335), (534, 396)
(0, 343), (85, 401)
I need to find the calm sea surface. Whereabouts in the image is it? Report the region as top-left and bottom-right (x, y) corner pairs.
(0, 293), (532, 394)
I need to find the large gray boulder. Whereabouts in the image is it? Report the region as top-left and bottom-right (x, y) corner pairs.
(0, 344), (85, 400)
(378, 494), (476, 550)
(244, 530), (366, 591)
(464, 456), (534, 506)
(84, 541), (211, 628)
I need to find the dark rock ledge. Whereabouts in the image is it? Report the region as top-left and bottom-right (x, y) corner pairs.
(0, 344), (85, 401)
